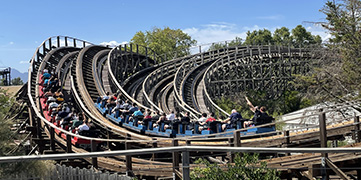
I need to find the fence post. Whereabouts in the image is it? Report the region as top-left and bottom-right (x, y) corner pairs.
(172, 139), (180, 180)
(152, 138), (158, 160)
(91, 140), (98, 168)
(182, 150), (190, 180)
(50, 127), (55, 151)
(233, 131), (241, 147)
(66, 134), (72, 153)
(319, 109), (329, 180)
(283, 130), (290, 156)
(354, 116), (360, 143)
(228, 137), (234, 163)
(125, 141), (132, 176)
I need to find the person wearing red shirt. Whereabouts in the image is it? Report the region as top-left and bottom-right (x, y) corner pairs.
(205, 112), (216, 130)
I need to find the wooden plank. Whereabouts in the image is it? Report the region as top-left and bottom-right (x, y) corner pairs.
(325, 158), (351, 180)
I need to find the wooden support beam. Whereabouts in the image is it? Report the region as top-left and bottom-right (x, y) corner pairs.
(325, 158), (350, 180)
(125, 141), (132, 176)
(233, 131), (241, 147)
(152, 138), (157, 160)
(50, 127), (55, 151)
(91, 140), (98, 169)
(36, 117), (42, 139)
(172, 139), (181, 180)
(66, 134), (72, 153)
(354, 116), (361, 143)
(308, 164), (315, 180)
(182, 151), (190, 180)
(228, 138), (234, 163)
(319, 110), (329, 180)
(283, 130), (291, 156)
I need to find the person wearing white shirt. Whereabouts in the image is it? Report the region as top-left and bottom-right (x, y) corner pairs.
(166, 110), (175, 121)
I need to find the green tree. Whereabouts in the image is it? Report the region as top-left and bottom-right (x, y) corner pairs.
(244, 29), (273, 45)
(209, 37), (243, 51)
(320, 0), (361, 89)
(131, 27), (197, 62)
(273, 27), (291, 45)
(291, 25), (321, 47)
(191, 153), (279, 180)
(11, 77), (23, 85)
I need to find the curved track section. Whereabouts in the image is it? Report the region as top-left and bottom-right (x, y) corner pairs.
(25, 36), (361, 179)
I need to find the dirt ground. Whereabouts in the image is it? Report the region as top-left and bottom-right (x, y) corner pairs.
(0, 85), (23, 96)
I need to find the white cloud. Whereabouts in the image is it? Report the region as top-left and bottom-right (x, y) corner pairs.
(9, 42), (14, 45)
(100, 40), (128, 47)
(19, 61), (29, 64)
(183, 22), (246, 46)
(305, 25), (331, 41)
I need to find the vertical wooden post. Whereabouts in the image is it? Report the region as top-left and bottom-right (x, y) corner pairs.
(172, 139), (180, 180)
(49, 39), (52, 50)
(284, 130), (290, 156)
(57, 36), (60, 47)
(319, 110), (328, 156)
(228, 138), (234, 163)
(125, 141), (132, 176)
(107, 129), (111, 149)
(64, 37), (68, 46)
(186, 140), (191, 146)
(152, 138), (157, 160)
(36, 117), (42, 139)
(91, 140), (98, 168)
(50, 127), (55, 151)
(182, 151), (190, 180)
(66, 134), (72, 153)
(73, 39), (76, 47)
(319, 109), (329, 180)
(233, 131), (241, 147)
(354, 116), (360, 143)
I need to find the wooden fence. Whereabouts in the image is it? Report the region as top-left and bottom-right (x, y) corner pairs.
(3, 164), (131, 180)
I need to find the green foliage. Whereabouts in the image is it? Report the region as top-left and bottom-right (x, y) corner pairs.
(191, 153), (279, 180)
(11, 77), (23, 85)
(327, 140), (348, 147)
(320, 0), (361, 90)
(209, 37), (243, 51)
(0, 88), (54, 177)
(244, 29), (274, 45)
(210, 25), (321, 51)
(291, 25), (321, 47)
(273, 27), (291, 45)
(131, 27), (197, 62)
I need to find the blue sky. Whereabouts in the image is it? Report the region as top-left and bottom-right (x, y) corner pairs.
(0, 0), (329, 73)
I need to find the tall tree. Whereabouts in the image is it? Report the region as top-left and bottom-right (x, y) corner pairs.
(244, 29), (273, 45)
(273, 27), (291, 45)
(320, 0), (361, 89)
(131, 27), (197, 62)
(291, 25), (321, 47)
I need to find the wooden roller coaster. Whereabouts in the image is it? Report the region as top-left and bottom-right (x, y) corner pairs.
(11, 36), (361, 179)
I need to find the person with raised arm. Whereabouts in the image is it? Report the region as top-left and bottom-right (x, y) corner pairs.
(244, 96), (272, 127)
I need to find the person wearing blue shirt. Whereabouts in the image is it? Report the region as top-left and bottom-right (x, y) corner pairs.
(222, 109), (243, 130)
(133, 109), (144, 117)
